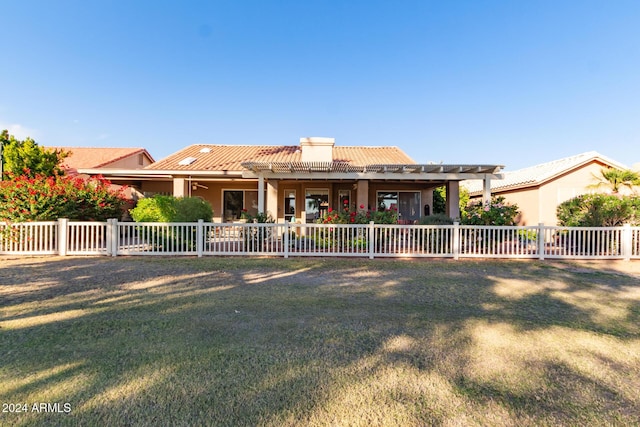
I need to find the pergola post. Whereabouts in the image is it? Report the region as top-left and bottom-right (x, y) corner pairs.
(356, 180), (369, 210)
(257, 174), (265, 213)
(266, 179), (278, 219)
(446, 181), (460, 219)
(483, 176), (492, 205)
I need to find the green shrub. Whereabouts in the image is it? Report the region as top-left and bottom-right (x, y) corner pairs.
(417, 214), (454, 225)
(174, 197), (214, 222)
(130, 196), (213, 223)
(241, 210), (275, 223)
(461, 196), (519, 226)
(556, 194), (640, 227)
(129, 196), (214, 251)
(130, 196), (177, 222)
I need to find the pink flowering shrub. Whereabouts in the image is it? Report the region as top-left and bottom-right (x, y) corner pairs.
(0, 171), (129, 222)
(318, 202), (398, 224)
(461, 196), (519, 226)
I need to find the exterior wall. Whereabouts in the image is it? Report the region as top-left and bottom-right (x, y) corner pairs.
(472, 160), (612, 226)
(536, 162), (604, 225)
(494, 187), (541, 225)
(138, 178), (454, 223)
(139, 180), (173, 196)
(104, 153), (153, 169)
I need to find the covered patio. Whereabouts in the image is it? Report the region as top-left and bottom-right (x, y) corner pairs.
(242, 161), (503, 223)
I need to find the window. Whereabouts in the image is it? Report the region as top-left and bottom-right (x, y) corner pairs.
(305, 189), (329, 223)
(338, 190), (351, 211)
(178, 157), (197, 166)
(284, 190), (296, 222)
(223, 190), (259, 221)
(377, 191), (421, 222)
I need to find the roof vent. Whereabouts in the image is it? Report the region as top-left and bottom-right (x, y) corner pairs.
(178, 157), (197, 166)
(199, 147), (211, 153)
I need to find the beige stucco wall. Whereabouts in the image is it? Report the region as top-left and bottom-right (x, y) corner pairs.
(496, 187), (541, 225)
(139, 180), (172, 196)
(106, 154), (153, 169)
(484, 161), (611, 226)
(137, 178), (451, 223)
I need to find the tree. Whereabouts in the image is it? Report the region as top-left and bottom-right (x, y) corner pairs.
(1, 129), (69, 178)
(588, 167), (640, 195)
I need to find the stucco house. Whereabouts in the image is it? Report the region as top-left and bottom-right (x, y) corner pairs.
(47, 147), (155, 174)
(79, 137), (503, 223)
(462, 151), (630, 226)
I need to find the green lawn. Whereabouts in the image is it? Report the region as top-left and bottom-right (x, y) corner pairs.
(1, 257), (639, 426)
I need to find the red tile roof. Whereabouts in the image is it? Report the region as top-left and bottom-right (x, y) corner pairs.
(146, 144), (415, 171)
(47, 147), (154, 169)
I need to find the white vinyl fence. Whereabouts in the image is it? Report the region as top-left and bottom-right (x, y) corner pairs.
(1, 219), (639, 260)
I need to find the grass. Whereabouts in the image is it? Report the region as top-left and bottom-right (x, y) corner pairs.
(1, 256), (639, 426)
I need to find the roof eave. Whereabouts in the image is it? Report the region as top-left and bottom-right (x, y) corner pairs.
(77, 168), (245, 178)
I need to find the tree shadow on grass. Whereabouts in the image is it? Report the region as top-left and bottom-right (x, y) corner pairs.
(1, 257), (639, 426)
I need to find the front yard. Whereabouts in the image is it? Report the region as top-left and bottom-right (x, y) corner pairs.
(1, 257), (639, 426)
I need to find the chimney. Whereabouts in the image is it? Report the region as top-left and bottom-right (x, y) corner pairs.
(299, 137), (335, 163)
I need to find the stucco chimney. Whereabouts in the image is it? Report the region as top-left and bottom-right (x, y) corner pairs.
(299, 137), (335, 163)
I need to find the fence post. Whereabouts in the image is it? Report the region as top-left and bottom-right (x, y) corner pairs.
(106, 219), (113, 256)
(111, 219), (119, 257)
(197, 219), (204, 258)
(538, 223), (545, 260)
(368, 221), (375, 259)
(622, 223), (632, 261)
(58, 218), (68, 256)
(282, 222), (288, 258)
(453, 222), (460, 260)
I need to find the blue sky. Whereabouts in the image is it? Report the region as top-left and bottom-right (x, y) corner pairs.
(2, 0), (639, 171)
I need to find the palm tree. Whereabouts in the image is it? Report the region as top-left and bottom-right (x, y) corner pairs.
(589, 167), (640, 194)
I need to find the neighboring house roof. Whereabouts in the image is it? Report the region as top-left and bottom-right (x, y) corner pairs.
(146, 144), (416, 172)
(47, 147), (155, 170)
(463, 151), (628, 195)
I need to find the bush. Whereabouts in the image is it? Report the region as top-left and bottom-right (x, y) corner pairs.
(129, 196), (214, 251)
(318, 203), (398, 224)
(174, 197), (214, 222)
(556, 194), (640, 227)
(417, 214), (454, 225)
(130, 196), (213, 223)
(129, 196), (176, 222)
(461, 196), (519, 226)
(0, 172), (128, 222)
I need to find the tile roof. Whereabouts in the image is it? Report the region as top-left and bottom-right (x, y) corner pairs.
(462, 151), (628, 194)
(146, 144), (415, 171)
(48, 147), (153, 169)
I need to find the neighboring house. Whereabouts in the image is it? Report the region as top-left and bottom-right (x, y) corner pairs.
(79, 137), (504, 223)
(462, 151), (629, 226)
(48, 147), (155, 219)
(47, 147), (155, 174)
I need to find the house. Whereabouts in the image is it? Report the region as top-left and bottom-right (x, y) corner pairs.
(47, 147), (155, 174)
(78, 137), (504, 223)
(462, 151), (629, 226)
